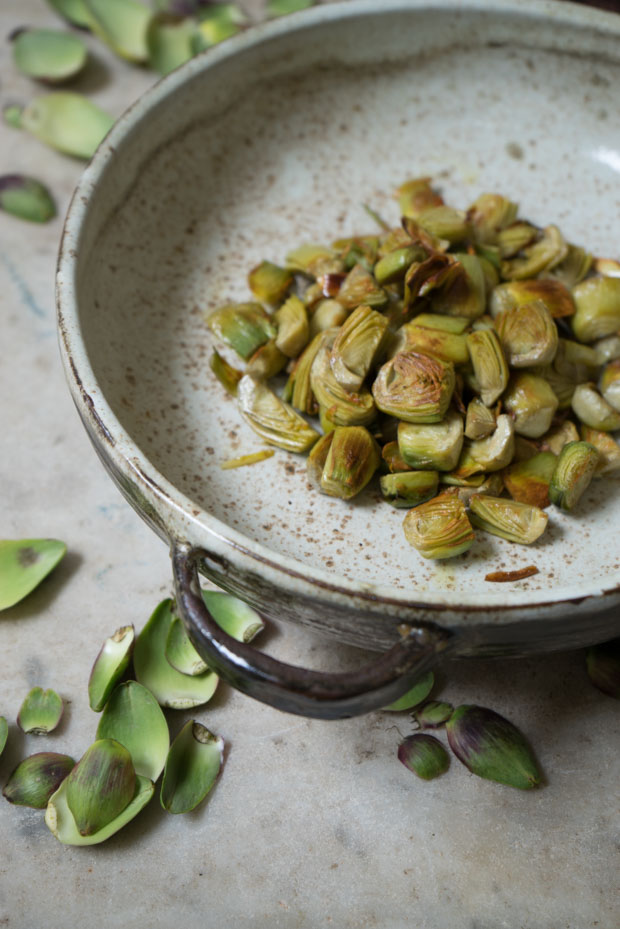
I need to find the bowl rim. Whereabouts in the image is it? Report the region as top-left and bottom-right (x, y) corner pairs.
(56, 0), (620, 618)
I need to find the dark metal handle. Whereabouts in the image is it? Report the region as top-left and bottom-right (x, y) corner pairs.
(171, 542), (452, 720)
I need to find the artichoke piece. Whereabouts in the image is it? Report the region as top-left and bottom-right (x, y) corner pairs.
(545, 243), (592, 288)
(206, 302), (275, 362)
(88, 624), (135, 712)
(380, 470), (439, 508)
(466, 192), (518, 245)
(398, 734), (450, 780)
(308, 299), (348, 337)
(397, 411), (464, 472)
(490, 278), (575, 320)
(274, 295), (309, 358)
(403, 491), (474, 559)
(65, 739), (135, 837)
(599, 359), (620, 412)
(0, 538), (66, 610)
(202, 589), (265, 643)
(46, 0), (91, 28)
(396, 177), (444, 219)
(399, 319), (469, 366)
(3, 753), (75, 809)
(381, 440), (411, 473)
(466, 328), (509, 406)
(285, 243), (341, 277)
(18, 92), (114, 160)
(12, 28), (88, 84)
(165, 616), (208, 675)
(431, 253), (486, 320)
(540, 419), (580, 455)
(289, 329), (334, 415)
(307, 431), (334, 489)
(410, 313), (469, 335)
(495, 299), (558, 368)
(469, 495), (548, 544)
(330, 305), (389, 391)
(46, 773), (154, 846)
(497, 221), (538, 258)
(501, 225), (568, 280)
(404, 252), (460, 311)
(513, 435), (540, 461)
(336, 263), (388, 310)
(571, 383), (620, 432)
(549, 441), (600, 510)
(317, 426), (380, 500)
(245, 340), (288, 379)
(418, 206), (468, 244)
(594, 257), (620, 278)
(310, 342), (376, 427)
(160, 721), (224, 814)
(18, 687), (63, 734)
(465, 397), (496, 440)
(374, 245), (425, 285)
(210, 350), (242, 396)
(96, 681), (169, 782)
(445, 472), (504, 506)
(147, 14), (195, 76)
(556, 338), (599, 373)
(572, 277), (620, 342)
(192, 3), (247, 50)
(238, 375), (320, 452)
(502, 373), (559, 438)
(83, 0), (152, 63)
(372, 351), (455, 424)
(248, 260), (293, 305)
(593, 335), (620, 366)
(334, 235), (379, 271)
(318, 404), (338, 435)
(502, 451), (557, 508)
(580, 426), (620, 475)
(455, 414), (515, 476)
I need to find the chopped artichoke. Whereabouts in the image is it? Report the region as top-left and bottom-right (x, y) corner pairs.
(456, 414), (515, 476)
(336, 263), (388, 310)
(497, 221), (538, 259)
(469, 495), (548, 544)
(317, 426), (380, 499)
(397, 411), (464, 472)
(599, 360), (620, 412)
(580, 425), (620, 475)
(285, 243), (342, 277)
(466, 328), (509, 405)
(404, 252), (460, 311)
(399, 319), (469, 366)
(545, 243), (592, 288)
(289, 329), (335, 415)
(431, 253), (486, 320)
(308, 299), (348, 337)
(306, 431), (334, 489)
(402, 492), (474, 559)
(206, 302), (275, 362)
(210, 350), (242, 396)
(593, 334), (620, 366)
(237, 375), (320, 452)
(374, 245), (426, 285)
(274, 295), (309, 358)
(466, 192), (518, 245)
(246, 340), (288, 379)
(410, 313), (470, 335)
(330, 305), (389, 391)
(549, 441), (600, 510)
(502, 451), (557, 508)
(502, 373), (559, 438)
(465, 397), (496, 440)
(310, 340), (376, 427)
(318, 404), (338, 434)
(571, 383), (620, 432)
(333, 235), (379, 270)
(513, 435), (540, 461)
(540, 419), (580, 455)
(501, 225), (568, 280)
(495, 299), (558, 368)
(381, 440), (411, 473)
(417, 206), (468, 244)
(397, 177), (444, 219)
(372, 351), (455, 423)
(445, 472), (504, 505)
(572, 277), (620, 343)
(380, 471), (439, 508)
(490, 278), (576, 320)
(247, 260), (293, 304)
(594, 257), (620, 278)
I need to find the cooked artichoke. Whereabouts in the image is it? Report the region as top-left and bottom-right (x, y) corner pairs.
(501, 225), (568, 280)
(599, 359), (620, 412)
(469, 495), (548, 544)
(445, 472), (504, 505)
(248, 260), (293, 305)
(285, 243), (342, 277)
(397, 177), (444, 219)
(372, 351), (455, 423)
(455, 414), (515, 476)
(308, 299), (348, 337)
(489, 278), (575, 320)
(502, 451), (557, 508)
(237, 375), (320, 453)
(544, 243), (592, 288)
(571, 383), (620, 432)
(430, 253), (486, 320)
(580, 425), (620, 475)
(381, 440), (412, 473)
(209, 350), (242, 396)
(399, 318), (469, 366)
(317, 426), (380, 499)
(540, 420), (580, 455)
(495, 299), (558, 368)
(466, 328), (509, 405)
(289, 329), (336, 415)
(307, 431), (334, 488)
(572, 276), (620, 343)
(417, 206), (468, 244)
(466, 193), (518, 245)
(496, 221), (538, 259)
(373, 245), (425, 285)
(397, 411), (464, 472)
(274, 295), (309, 358)
(593, 257), (620, 278)
(310, 340), (376, 426)
(206, 302), (275, 362)
(549, 441), (600, 510)
(246, 340), (288, 379)
(502, 373), (559, 438)
(380, 470), (439, 508)
(465, 397), (496, 440)
(330, 305), (389, 391)
(593, 334), (620, 366)
(404, 252), (460, 311)
(402, 491), (474, 559)
(336, 263), (388, 310)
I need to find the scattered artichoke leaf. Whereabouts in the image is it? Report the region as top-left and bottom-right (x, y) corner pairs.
(3, 753), (75, 809)
(17, 687), (63, 734)
(88, 625), (135, 712)
(19, 93), (114, 160)
(11, 28), (88, 83)
(96, 681), (170, 781)
(161, 720), (224, 814)
(46, 773), (154, 846)
(0, 539), (66, 610)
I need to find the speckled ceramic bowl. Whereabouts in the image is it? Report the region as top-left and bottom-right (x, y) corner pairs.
(58, 0), (620, 718)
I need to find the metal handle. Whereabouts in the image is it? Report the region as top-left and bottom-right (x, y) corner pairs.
(171, 542), (452, 720)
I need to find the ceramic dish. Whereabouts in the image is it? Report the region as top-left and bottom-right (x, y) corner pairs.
(57, 0), (620, 718)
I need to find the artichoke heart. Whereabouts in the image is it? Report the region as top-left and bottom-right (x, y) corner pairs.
(330, 305), (389, 391)
(465, 397), (496, 440)
(430, 253), (486, 320)
(381, 440), (412, 473)
(285, 243), (342, 278)
(502, 373), (559, 438)
(274, 295), (309, 358)
(572, 276), (620, 343)
(397, 411), (464, 472)
(248, 260), (293, 305)
(501, 225), (568, 280)
(336, 263), (388, 310)
(540, 420), (580, 455)
(469, 495), (548, 544)
(580, 425), (620, 475)
(549, 441), (600, 510)
(593, 334), (620, 366)
(495, 299), (558, 368)
(374, 244), (426, 285)
(490, 278), (575, 320)
(455, 414), (515, 477)
(206, 302), (275, 362)
(466, 328), (509, 405)
(307, 431), (334, 489)
(545, 243), (592, 288)
(315, 426), (380, 500)
(398, 318), (469, 366)
(372, 351), (455, 423)
(380, 470), (439, 508)
(246, 340), (288, 379)
(497, 221), (538, 259)
(289, 328), (336, 415)
(404, 252), (460, 311)
(310, 340), (376, 427)
(502, 451), (557, 508)
(466, 192), (518, 245)
(403, 491), (474, 559)
(237, 375), (320, 453)
(417, 205), (468, 244)
(571, 383), (620, 432)
(599, 359), (620, 412)
(396, 177), (444, 219)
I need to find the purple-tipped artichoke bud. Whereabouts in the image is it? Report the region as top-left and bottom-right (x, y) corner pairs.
(397, 734), (450, 780)
(586, 639), (620, 699)
(414, 701), (454, 729)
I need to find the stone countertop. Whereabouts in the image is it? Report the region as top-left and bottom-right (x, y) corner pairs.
(0, 2), (618, 928)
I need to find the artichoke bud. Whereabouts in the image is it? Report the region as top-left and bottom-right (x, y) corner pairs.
(502, 372), (559, 438)
(237, 374), (320, 452)
(307, 431), (334, 490)
(396, 176), (444, 219)
(455, 414), (515, 477)
(495, 299), (558, 369)
(599, 359), (620, 412)
(571, 383), (620, 432)
(545, 243), (592, 288)
(502, 451), (556, 508)
(372, 351), (455, 423)
(466, 328), (509, 405)
(247, 260), (293, 305)
(540, 420), (580, 455)
(210, 350), (242, 396)
(397, 734), (450, 780)
(431, 253), (486, 320)
(490, 278), (576, 320)
(586, 639), (620, 699)
(330, 305), (389, 391)
(374, 245), (425, 285)
(310, 341), (376, 427)
(469, 494), (548, 544)
(496, 220), (538, 258)
(274, 295), (309, 358)
(446, 705), (541, 790)
(397, 411), (464, 472)
(466, 192), (518, 245)
(501, 225), (568, 280)
(403, 491), (474, 559)
(3, 752), (75, 809)
(572, 276), (620, 342)
(381, 440), (412, 473)
(414, 701), (454, 729)
(285, 243), (342, 278)
(245, 339), (288, 379)
(465, 397), (496, 440)
(417, 205), (468, 244)
(318, 426), (380, 499)
(400, 319), (469, 366)
(65, 739), (136, 836)
(308, 298), (348, 337)
(380, 470), (439, 508)
(206, 302), (275, 362)
(549, 440), (600, 510)
(336, 263), (388, 310)
(580, 425), (620, 475)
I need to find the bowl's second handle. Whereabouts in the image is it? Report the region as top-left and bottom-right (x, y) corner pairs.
(172, 542), (452, 720)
